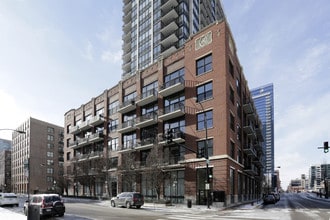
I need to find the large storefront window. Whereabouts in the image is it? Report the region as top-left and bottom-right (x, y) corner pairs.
(164, 170), (184, 203)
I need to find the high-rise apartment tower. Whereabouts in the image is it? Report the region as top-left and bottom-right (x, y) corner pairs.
(121, 0), (225, 79)
(251, 84), (274, 174)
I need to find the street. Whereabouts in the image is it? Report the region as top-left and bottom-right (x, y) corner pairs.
(2, 193), (330, 220)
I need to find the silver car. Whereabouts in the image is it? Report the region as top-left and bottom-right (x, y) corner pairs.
(111, 192), (144, 209)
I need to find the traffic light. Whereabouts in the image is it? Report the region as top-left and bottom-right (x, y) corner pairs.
(324, 141), (329, 153)
(165, 128), (173, 144)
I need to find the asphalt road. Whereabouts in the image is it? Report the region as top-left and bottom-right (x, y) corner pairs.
(2, 193), (330, 220)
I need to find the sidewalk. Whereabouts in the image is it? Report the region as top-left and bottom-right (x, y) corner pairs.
(0, 207), (26, 220)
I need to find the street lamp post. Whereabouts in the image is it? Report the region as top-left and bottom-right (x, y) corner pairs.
(195, 100), (210, 209)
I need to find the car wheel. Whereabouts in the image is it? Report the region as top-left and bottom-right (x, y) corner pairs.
(126, 202), (131, 209)
(111, 201), (115, 207)
(136, 205), (141, 209)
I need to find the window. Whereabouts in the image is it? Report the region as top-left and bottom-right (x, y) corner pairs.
(47, 160), (54, 165)
(47, 135), (54, 142)
(230, 141), (235, 159)
(197, 139), (213, 158)
(47, 143), (54, 149)
(236, 102), (242, 120)
(96, 108), (104, 116)
(196, 54), (212, 75)
(164, 92), (185, 114)
(197, 110), (213, 130)
(47, 127), (54, 133)
(123, 132), (136, 149)
(67, 152), (71, 161)
(123, 91), (137, 103)
(197, 81), (213, 102)
(229, 59), (234, 77)
(230, 113), (235, 131)
(109, 138), (119, 151)
(230, 86), (234, 104)
(164, 68), (184, 89)
(110, 157), (118, 168)
(109, 100), (119, 115)
(47, 168), (54, 174)
(236, 124), (241, 141)
(142, 103), (158, 116)
(142, 81), (158, 99)
(66, 125), (71, 134)
(109, 119), (119, 132)
(47, 152), (54, 158)
(140, 150), (150, 166)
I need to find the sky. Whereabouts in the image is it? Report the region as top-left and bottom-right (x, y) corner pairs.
(0, 0), (329, 189)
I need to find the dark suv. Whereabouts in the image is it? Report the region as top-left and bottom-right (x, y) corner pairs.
(24, 194), (65, 217)
(111, 192), (144, 209)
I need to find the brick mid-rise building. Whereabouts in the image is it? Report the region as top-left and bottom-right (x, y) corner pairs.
(11, 117), (64, 194)
(64, 20), (264, 206)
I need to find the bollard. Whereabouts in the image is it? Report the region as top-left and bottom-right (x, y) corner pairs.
(187, 199), (192, 208)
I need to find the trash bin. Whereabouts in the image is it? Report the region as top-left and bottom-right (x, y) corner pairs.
(28, 205), (40, 220)
(187, 199), (192, 208)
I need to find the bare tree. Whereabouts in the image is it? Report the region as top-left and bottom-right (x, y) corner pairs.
(144, 144), (167, 201)
(118, 151), (140, 192)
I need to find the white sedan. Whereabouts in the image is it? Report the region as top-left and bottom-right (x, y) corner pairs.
(0, 193), (19, 207)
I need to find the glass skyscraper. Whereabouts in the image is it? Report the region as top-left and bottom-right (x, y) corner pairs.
(251, 84), (274, 175)
(121, 0), (225, 79)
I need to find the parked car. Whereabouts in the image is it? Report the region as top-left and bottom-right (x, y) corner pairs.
(111, 192), (144, 209)
(263, 194), (276, 205)
(270, 192), (280, 202)
(24, 194), (65, 217)
(0, 192), (19, 207)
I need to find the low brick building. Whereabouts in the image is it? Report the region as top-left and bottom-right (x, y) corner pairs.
(64, 21), (263, 206)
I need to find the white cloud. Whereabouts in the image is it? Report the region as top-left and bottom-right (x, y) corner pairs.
(101, 49), (121, 63)
(0, 90), (29, 140)
(81, 40), (94, 61)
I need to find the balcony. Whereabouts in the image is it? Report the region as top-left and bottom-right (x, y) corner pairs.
(243, 145), (257, 158)
(135, 138), (156, 150)
(118, 100), (136, 114)
(69, 115), (105, 135)
(117, 120), (136, 133)
(69, 132), (104, 149)
(243, 124), (254, 134)
(253, 158), (263, 168)
(135, 113), (157, 128)
(119, 141), (138, 152)
(244, 164), (258, 176)
(160, 32), (179, 49)
(158, 103), (185, 121)
(160, 20), (178, 37)
(89, 114), (104, 126)
(158, 77), (184, 97)
(254, 142), (263, 152)
(172, 130), (185, 144)
(160, 0), (178, 13)
(161, 46), (178, 58)
(243, 100), (254, 114)
(135, 89), (158, 106)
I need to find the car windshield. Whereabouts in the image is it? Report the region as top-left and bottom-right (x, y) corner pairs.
(134, 194), (143, 198)
(44, 196), (61, 203)
(4, 195), (17, 198)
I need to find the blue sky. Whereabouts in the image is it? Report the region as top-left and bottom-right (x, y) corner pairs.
(0, 0), (329, 189)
